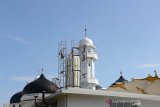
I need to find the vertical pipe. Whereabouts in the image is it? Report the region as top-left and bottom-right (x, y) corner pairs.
(34, 96), (38, 107)
(42, 91), (45, 104)
(65, 95), (68, 107)
(72, 49), (74, 87)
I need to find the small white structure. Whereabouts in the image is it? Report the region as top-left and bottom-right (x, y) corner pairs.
(3, 103), (10, 107)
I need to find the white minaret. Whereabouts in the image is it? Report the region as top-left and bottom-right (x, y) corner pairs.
(79, 30), (99, 89)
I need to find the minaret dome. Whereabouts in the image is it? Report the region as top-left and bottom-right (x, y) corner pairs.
(79, 36), (94, 48)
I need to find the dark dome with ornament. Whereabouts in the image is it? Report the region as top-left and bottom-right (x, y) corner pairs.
(23, 74), (58, 94)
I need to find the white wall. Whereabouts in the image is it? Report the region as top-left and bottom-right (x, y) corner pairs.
(140, 100), (159, 107)
(67, 94), (108, 107)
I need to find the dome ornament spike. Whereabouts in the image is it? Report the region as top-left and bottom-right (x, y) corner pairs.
(41, 68), (44, 74)
(85, 25), (87, 38)
(120, 70), (123, 76)
(154, 70), (158, 78)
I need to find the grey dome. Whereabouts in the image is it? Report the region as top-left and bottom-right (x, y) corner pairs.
(79, 36), (94, 47)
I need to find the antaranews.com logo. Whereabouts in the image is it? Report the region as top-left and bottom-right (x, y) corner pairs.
(104, 98), (141, 106)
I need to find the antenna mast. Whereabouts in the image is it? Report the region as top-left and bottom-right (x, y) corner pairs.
(58, 41), (67, 89)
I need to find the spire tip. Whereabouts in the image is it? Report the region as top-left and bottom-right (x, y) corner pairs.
(120, 70), (123, 76)
(85, 25), (87, 38)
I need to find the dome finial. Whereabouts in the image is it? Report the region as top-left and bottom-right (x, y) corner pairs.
(85, 25), (87, 38)
(41, 68), (44, 74)
(120, 70), (123, 76)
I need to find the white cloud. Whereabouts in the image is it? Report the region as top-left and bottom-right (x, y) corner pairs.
(11, 76), (34, 82)
(7, 35), (30, 45)
(140, 64), (159, 68)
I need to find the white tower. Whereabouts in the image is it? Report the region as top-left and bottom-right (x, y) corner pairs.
(79, 35), (99, 89)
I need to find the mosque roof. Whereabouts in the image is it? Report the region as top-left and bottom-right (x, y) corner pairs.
(107, 71), (160, 95)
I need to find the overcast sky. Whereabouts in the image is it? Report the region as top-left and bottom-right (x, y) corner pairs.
(1, 0), (160, 106)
